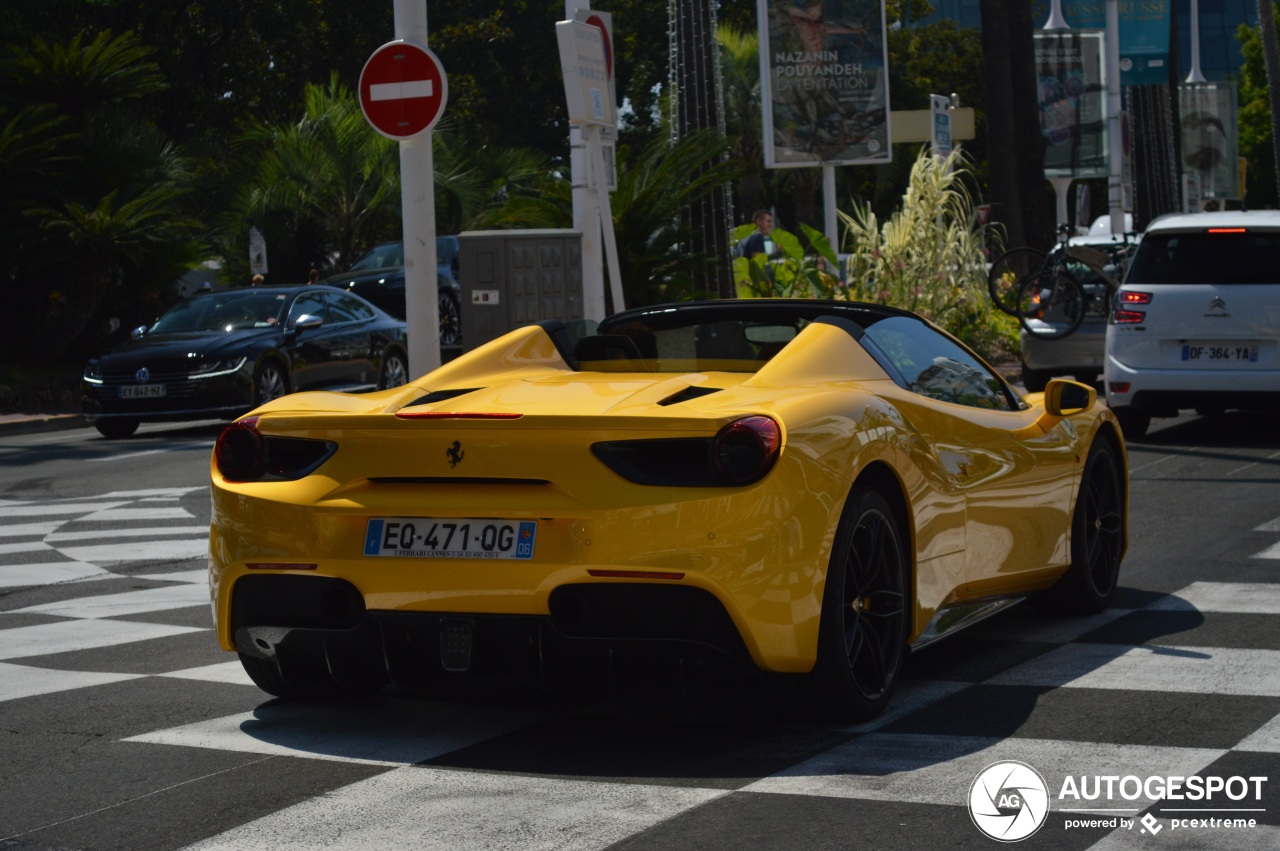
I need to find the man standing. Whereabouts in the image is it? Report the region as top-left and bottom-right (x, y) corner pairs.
(738, 209), (776, 258)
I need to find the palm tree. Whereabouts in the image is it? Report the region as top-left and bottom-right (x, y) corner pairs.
(1, 30), (204, 362)
(718, 25), (766, 215)
(483, 129), (744, 306)
(234, 75), (400, 275)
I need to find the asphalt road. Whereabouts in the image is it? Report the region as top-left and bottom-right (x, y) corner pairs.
(1, 411), (1278, 850)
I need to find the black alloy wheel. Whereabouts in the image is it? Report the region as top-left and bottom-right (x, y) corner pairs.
(1034, 439), (1125, 614)
(807, 487), (909, 722)
(439, 289), (461, 347)
(254, 360), (290, 405)
(379, 349), (408, 390)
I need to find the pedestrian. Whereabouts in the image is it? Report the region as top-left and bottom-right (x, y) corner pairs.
(251, 273), (265, 287)
(738, 209), (776, 259)
(307, 268), (320, 285)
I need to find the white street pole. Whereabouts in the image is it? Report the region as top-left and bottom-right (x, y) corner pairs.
(566, 0), (606, 321)
(823, 164), (838, 256)
(395, 0), (442, 377)
(1186, 0), (1207, 84)
(1106, 0), (1125, 236)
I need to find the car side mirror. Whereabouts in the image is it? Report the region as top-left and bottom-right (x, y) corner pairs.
(1044, 378), (1096, 417)
(291, 314), (323, 332)
(1012, 379), (1096, 440)
(131, 325), (148, 339)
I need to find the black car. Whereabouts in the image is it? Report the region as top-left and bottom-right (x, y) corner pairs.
(321, 237), (461, 346)
(82, 286), (409, 439)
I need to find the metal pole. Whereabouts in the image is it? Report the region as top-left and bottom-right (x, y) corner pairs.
(823, 165), (838, 256)
(1186, 0), (1207, 84)
(567, 0), (606, 321)
(394, 0), (441, 376)
(1106, 0), (1126, 236)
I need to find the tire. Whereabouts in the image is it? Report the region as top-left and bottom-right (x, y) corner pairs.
(1111, 406), (1150, 440)
(238, 652), (380, 701)
(1033, 438), (1125, 614)
(1020, 362), (1051, 393)
(803, 487), (909, 723)
(94, 418), (139, 439)
(379, 348), (408, 390)
(988, 247), (1046, 317)
(439, 288), (461, 347)
(1015, 268), (1086, 340)
(254, 360), (290, 405)
(1074, 371), (1100, 387)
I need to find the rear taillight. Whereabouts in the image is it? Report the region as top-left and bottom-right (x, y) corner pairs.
(712, 416), (781, 485)
(1111, 291), (1150, 324)
(215, 416), (336, 482)
(591, 415), (782, 487)
(215, 417), (266, 481)
(1109, 383), (1131, 394)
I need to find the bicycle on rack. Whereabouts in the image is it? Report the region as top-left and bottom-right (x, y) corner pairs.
(988, 225), (1137, 340)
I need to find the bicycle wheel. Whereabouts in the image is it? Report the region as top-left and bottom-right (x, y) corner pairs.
(1015, 268), (1086, 340)
(988, 247), (1046, 317)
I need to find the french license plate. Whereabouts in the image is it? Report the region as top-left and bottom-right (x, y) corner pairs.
(1180, 343), (1259, 363)
(364, 518), (536, 560)
(120, 384), (166, 398)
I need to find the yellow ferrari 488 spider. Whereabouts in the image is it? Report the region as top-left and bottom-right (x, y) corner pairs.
(209, 299), (1127, 721)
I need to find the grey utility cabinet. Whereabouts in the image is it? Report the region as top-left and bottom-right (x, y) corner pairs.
(458, 230), (584, 350)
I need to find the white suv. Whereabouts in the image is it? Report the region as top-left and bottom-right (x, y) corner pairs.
(1105, 210), (1280, 438)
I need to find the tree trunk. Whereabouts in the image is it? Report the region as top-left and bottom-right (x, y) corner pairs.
(673, 0), (735, 298)
(980, 2), (1051, 251)
(1258, 0), (1280, 201)
(980, 0), (1023, 249)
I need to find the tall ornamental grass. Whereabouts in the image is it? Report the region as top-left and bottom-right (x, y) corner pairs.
(840, 149), (1018, 361)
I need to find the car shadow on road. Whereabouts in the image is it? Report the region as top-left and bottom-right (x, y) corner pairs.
(224, 589), (1207, 786)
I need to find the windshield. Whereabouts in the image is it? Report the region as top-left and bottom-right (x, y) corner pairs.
(1126, 231), (1280, 285)
(151, 291), (289, 333)
(348, 243), (404, 272)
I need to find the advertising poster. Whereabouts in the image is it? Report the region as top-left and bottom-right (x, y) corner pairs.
(1180, 81), (1239, 200)
(1059, 0), (1173, 86)
(757, 0), (892, 167)
(1036, 30), (1108, 178)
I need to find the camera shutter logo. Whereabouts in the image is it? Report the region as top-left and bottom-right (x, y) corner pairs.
(968, 760), (1051, 842)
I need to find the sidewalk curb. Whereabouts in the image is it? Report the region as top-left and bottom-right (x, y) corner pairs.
(0, 413), (87, 438)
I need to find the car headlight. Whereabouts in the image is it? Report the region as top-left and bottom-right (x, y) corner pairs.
(189, 356), (248, 378)
(83, 362), (103, 384)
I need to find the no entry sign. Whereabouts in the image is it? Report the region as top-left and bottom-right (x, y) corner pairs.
(359, 40), (447, 140)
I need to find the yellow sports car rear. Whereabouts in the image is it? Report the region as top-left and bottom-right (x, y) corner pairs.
(209, 300), (1127, 721)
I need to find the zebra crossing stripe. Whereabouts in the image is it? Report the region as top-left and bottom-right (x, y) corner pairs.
(1146, 582), (1280, 614)
(989, 644), (1280, 696)
(44, 525), (210, 543)
(0, 502), (131, 518)
(181, 766), (728, 851)
(0, 560), (109, 587)
(0, 619), (204, 661)
(745, 735), (1225, 810)
(1252, 540), (1280, 560)
(126, 701), (553, 766)
(70, 506), (194, 522)
(0, 662), (143, 702)
(57, 539), (208, 564)
(0, 521), (63, 537)
(15, 583), (208, 619)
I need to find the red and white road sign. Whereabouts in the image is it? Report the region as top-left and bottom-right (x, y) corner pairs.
(359, 40), (447, 140)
